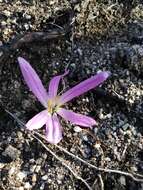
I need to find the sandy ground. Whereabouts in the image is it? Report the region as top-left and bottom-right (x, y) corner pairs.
(0, 0), (143, 189)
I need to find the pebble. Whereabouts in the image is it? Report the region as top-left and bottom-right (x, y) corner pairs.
(8, 166), (15, 175)
(17, 131), (23, 139)
(119, 176), (126, 186)
(125, 130), (132, 138)
(82, 135), (88, 141)
(40, 183), (45, 190)
(94, 127), (98, 134)
(17, 171), (27, 181)
(3, 10), (11, 17)
(104, 157), (111, 162)
(19, 187), (24, 190)
(42, 175), (48, 181)
(0, 163), (5, 169)
(32, 174), (37, 183)
(25, 14), (31, 20)
(130, 166), (138, 172)
(94, 143), (100, 149)
(24, 182), (32, 189)
(35, 165), (41, 173)
(30, 165), (36, 172)
(122, 123), (130, 131)
(1, 21), (7, 27)
(74, 126), (82, 132)
(2, 145), (20, 161)
(24, 23), (29, 30)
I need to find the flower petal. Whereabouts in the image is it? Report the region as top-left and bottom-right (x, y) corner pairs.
(59, 71), (110, 105)
(26, 110), (48, 130)
(45, 114), (62, 144)
(18, 57), (49, 107)
(48, 70), (69, 98)
(57, 108), (97, 127)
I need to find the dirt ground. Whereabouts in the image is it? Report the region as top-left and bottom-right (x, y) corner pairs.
(0, 0), (143, 190)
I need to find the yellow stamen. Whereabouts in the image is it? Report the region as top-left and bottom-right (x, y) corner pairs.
(47, 96), (61, 114)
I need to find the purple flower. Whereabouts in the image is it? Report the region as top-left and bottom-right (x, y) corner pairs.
(18, 57), (110, 144)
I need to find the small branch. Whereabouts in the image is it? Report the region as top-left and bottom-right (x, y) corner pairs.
(34, 131), (143, 182)
(98, 174), (104, 190)
(5, 109), (143, 183)
(31, 133), (92, 190)
(56, 144), (143, 182)
(5, 109), (92, 189)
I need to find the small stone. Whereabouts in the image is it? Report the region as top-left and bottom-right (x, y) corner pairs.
(99, 112), (104, 119)
(2, 145), (20, 161)
(122, 123), (130, 131)
(29, 159), (35, 163)
(104, 113), (112, 119)
(3, 10), (11, 17)
(19, 187), (24, 190)
(24, 23), (29, 30)
(74, 126), (82, 132)
(42, 175), (48, 181)
(24, 182), (32, 189)
(47, 178), (52, 183)
(32, 174), (37, 183)
(130, 166), (138, 172)
(0, 163), (5, 169)
(94, 143), (100, 149)
(94, 127), (98, 134)
(8, 166), (15, 175)
(35, 165), (41, 173)
(57, 179), (62, 184)
(77, 48), (83, 56)
(40, 183), (45, 190)
(119, 120), (124, 127)
(126, 130), (132, 138)
(17, 131), (23, 139)
(17, 171), (27, 181)
(30, 165), (36, 172)
(119, 176), (126, 186)
(1, 21), (7, 26)
(104, 157), (111, 162)
(82, 135), (88, 141)
(25, 14), (31, 20)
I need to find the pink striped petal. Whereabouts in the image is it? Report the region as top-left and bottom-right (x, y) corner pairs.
(59, 71), (110, 105)
(26, 110), (48, 130)
(57, 108), (97, 127)
(18, 57), (49, 108)
(45, 114), (62, 144)
(48, 70), (69, 98)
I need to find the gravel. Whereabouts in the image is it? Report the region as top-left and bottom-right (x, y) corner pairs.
(0, 0), (143, 190)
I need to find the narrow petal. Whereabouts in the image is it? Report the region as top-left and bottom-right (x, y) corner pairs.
(45, 114), (62, 144)
(26, 110), (48, 130)
(48, 70), (69, 98)
(18, 57), (48, 107)
(59, 71), (110, 105)
(57, 108), (97, 127)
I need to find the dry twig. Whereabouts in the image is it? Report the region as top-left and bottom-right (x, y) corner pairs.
(98, 174), (104, 190)
(31, 133), (92, 190)
(5, 109), (143, 184)
(35, 131), (143, 183)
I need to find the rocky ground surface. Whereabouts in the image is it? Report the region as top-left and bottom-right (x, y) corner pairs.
(0, 0), (143, 190)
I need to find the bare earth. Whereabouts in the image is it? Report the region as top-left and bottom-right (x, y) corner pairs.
(0, 0), (143, 190)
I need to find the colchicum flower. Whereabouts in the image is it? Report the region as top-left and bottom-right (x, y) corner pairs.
(18, 57), (110, 144)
